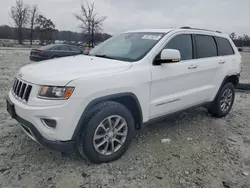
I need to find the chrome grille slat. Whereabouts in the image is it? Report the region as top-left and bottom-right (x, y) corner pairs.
(22, 84), (28, 99)
(17, 81), (22, 94)
(24, 85), (32, 102)
(11, 78), (32, 102)
(20, 83), (26, 99)
(14, 80), (20, 93)
(16, 82), (21, 96)
(12, 79), (18, 91)
(18, 82), (23, 96)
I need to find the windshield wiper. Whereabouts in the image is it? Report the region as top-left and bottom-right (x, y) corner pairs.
(93, 54), (115, 60)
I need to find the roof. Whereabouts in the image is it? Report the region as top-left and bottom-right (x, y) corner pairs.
(125, 28), (228, 37)
(125, 29), (173, 33)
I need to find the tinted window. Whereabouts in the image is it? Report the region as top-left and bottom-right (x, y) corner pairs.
(70, 46), (81, 52)
(52, 46), (60, 50)
(59, 45), (70, 51)
(195, 35), (217, 58)
(215, 37), (234, 56)
(41, 44), (56, 50)
(165, 34), (193, 60)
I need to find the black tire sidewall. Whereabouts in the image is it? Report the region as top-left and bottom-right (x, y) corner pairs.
(79, 102), (135, 163)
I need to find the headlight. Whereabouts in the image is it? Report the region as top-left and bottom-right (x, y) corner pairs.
(38, 86), (74, 99)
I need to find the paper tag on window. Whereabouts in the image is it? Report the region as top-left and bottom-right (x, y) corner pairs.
(142, 35), (162, 40)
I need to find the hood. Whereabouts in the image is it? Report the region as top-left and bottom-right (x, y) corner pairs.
(18, 55), (132, 85)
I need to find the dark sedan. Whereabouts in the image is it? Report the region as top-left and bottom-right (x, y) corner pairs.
(30, 44), (83, 62)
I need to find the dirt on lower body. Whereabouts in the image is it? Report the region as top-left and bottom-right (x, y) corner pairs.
(0, 49), (250, 188)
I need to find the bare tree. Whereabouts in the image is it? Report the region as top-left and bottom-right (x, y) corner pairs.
(229, 32), (236, 40)
(36, 14), (56, 44)
(243, 34), (249, 41)
(74, 1), (106, 47)
(29, 5), (38, 45)
(10, 0), (30, 44)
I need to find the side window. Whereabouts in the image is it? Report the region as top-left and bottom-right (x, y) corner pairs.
(195, 35), (217, 58)
(59, 45), (71, 51)
(70, 46), (81, 52)
(165, 34), (193, 60)
(52, 46), (60, 51)
(215, 37), (235, 56)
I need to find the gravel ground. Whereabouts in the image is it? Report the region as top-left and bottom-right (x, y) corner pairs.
(0, 49), (250, 188)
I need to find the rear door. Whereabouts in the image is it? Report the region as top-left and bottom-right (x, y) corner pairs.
(193, 34), (225, 101)
(50, 46), (63, 57)
(58, 45), (72, 57)
(214, 36), (239, 81)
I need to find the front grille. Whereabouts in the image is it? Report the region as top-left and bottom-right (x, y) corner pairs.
(12, 78), (32, 102)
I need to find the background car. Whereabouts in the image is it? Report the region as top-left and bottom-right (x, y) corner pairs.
(30, 44), (83, 61)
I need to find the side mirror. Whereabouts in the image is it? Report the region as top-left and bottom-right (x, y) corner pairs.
(154, 49), (181, 65)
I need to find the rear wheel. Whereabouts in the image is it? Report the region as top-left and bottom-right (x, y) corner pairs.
(77, 101), (135, 163)
(208, 82), (235, 117)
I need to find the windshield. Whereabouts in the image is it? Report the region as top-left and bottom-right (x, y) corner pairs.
(89, 32), (165, 62)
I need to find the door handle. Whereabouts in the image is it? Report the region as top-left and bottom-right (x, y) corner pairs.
(188, 65), (198, 69)
(219, 60), (225, 64)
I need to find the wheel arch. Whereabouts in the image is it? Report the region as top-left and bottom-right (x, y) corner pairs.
(52, 55), (60, 59)
(213, 74), (239, 102)
(72, 92), (143, 140)
(224, 74), (239, 86)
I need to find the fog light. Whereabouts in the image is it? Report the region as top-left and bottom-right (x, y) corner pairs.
(41, 118), (57, 128)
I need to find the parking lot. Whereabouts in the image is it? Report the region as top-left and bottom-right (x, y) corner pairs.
(0, 49), (250, 188)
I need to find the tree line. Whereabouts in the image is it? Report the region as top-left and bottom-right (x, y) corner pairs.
(3, 0), (250, 47)
(5, 0), (110, 45)
(229, 32), (250, 47)
(0, 25), (111, 44)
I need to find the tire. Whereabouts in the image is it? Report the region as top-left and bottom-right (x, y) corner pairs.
(77, 101), (135, 164)
(52, 56), (59, 59)
(208, 82), (235, 117)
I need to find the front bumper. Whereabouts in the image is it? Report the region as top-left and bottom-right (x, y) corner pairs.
(6, 95), (77, 152)
(7, 90), (83, 141)
(17, 113), (75, 152)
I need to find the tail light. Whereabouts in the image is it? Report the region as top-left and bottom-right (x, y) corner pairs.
(32, 50), (44, 55)
(36, 50), (44, 55)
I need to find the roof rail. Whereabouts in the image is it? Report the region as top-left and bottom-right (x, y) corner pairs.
(180, 26), (222, 33)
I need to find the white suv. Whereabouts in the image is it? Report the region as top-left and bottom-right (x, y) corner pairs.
(6, 27), (241, 163)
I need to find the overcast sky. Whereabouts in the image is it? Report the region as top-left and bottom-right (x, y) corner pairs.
(0, 0), (250, 36)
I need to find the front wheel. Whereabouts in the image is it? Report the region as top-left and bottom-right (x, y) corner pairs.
(208, 82), (235, 117)
(77, 101), (135, 164)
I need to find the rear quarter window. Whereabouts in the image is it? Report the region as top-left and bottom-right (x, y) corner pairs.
(41, 44), (55, 50)
(70, 46), (81, 52)
(215, 37), (235, 56)
(59, 45), (71, 51)
(52, 46), (60, 50)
